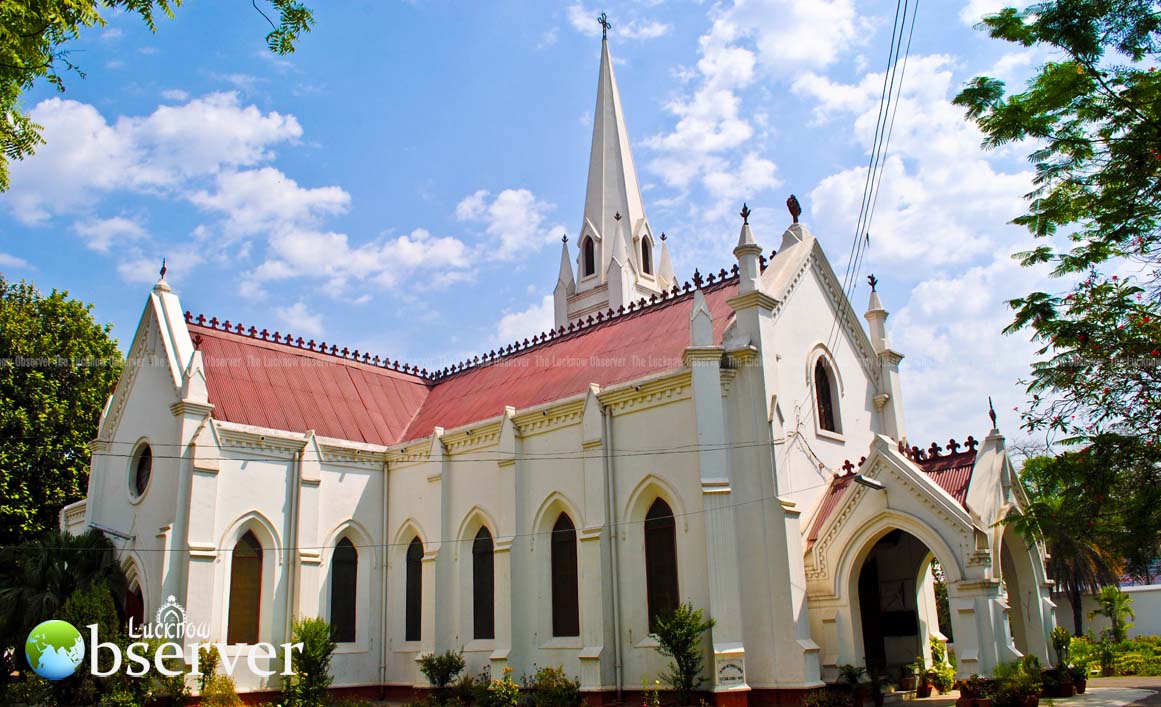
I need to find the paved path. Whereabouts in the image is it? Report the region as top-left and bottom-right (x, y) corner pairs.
(908, 677), (1161, 707)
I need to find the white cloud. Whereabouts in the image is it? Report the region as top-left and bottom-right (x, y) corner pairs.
(567, 3), (671, 40)
(0, 253), (32, 269)
(253, 226), (473, 293)
(74, 216), (148, 253)
(190, 167), (349, 237)
(959, 0), (1010, 26)
(455, 189), (566, 261)
(275, 302), (325, 338)
(2, 93), (302, 223)
(537, 27), (559, 49)
(494, 295), (555, 346)
(161, 89), (190, 102)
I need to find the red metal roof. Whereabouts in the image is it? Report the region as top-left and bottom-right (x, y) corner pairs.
(805, 450), (977, 549)
(916, 450), (976, 504)
(191, 327), (430, 446)
(187, 279), (736, 446)
(402, 285), (735, 440)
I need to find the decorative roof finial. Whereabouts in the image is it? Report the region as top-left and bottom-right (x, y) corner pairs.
(739, 203), (751, 225)
(868, 273), (878, 292)
(614, 211), (622, 221)
(562, 233), (568, 243)
(159, 258), (167, 279)
(598, 12), (611, 39)
(660, 232), (667, 241)
(787, 194), (802, 224)
(988, 396), (997, 429)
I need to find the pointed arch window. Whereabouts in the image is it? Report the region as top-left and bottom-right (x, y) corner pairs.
(405, 537), (423, 642)
(815, 358), (840, 433)
(126, 585), (145, 630)
(550, 513), (580, 637)
(472, 527), (495, 640)
(228, 530), (262, 644)
(641, 238), (653, 275)
(330, 538), (357, 642)
(582, 237), (596, 277)
(644, 499), (679, 632)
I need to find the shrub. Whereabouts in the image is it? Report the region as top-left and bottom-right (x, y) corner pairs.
(455, 670), (492, 706)
(1051, 626), (1072, 666)
(283, 616), (337, 707)
(931, 663), (956, 693)
(201, 672), (244, 707)
(421, 649), (468, 689)
(523, 665), (584, 707)
(992, 659), (1042, 707)
(485, 667), (521, 707)
(803, 688), (852, 707)
(651, 601), (716, 705)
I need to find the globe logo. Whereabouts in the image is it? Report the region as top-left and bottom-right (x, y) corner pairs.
(25, 620), (85, 680)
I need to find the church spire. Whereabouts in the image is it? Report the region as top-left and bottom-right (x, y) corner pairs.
(579, 21), (650, 279)
(554, 17), (665, 328)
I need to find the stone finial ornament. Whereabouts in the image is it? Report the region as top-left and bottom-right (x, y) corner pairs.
(787, 194), (802, 223)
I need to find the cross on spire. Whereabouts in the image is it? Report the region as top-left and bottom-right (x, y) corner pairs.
(598, 12), (611, 38)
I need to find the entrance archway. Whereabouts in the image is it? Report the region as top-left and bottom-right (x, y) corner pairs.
(855, 529), (946, 676)
(1000, 524), (1050, 660)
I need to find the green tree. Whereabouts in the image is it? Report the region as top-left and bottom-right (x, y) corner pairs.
(651, 601), (716, 705)
(0, 0), (314, 191)
(1090, 585), (1135, 642)
(0, 277), (122, 544)
(1010, 451), (1128, 635)
(952, 0), (1161, 444)
(0, 528), (128, 675)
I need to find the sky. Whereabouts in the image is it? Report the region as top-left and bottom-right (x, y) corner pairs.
(0, 0), (1060, 448)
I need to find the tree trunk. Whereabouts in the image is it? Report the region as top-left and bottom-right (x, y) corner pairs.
(1070, 572), (1084, 636)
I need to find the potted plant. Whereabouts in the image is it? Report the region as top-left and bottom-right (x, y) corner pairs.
(1051, 626), (1072, 667)
(837, 664), (868, 706)
(994, 659), (1042, 707)
(869, 674), (885, 707)
(956, 674), (998, 707)
(900, 662), (918, 692)
(911, 658), (932, 699)
(1067, 663), (1088, 694)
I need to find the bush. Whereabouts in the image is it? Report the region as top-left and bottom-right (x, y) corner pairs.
(837, 664), (867, 686)
(522, 665), (584, 707)
(283, 616), (337, 707)
(803, 688), (853, 707)
(485, 667), (520, 707)
(201, 672), (244, 707)
(992, 659), (1042, 707)
(454, 670), (492, 706)
(651, 602), (715, 705)
(1051, 626), (1072, 666)
(420, 649), (468, 688)
(930, 663), (956, 693)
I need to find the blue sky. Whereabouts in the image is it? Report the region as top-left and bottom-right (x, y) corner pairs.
(0, 0), (1055, 447)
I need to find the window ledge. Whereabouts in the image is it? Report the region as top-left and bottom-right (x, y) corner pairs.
(334, 643), (370, 655)
(395, 642), (423, 655)
(816, 428), (845, 443)
(464, 639), (495, 653)
(634, 635), (660, 649)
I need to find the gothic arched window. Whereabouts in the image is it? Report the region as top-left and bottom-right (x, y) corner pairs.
(641, 238), (653, 275)
(815, 358), (840, 433)
(330, 537), (357, 642)
(126, 585), (145, 630)
(472, 527), (495, 640)
(644, 499), (679, 632)
(227, 530), (262, 644)
(582, 237), (596, 277)
(550, 513), (580, 637)
(405, 537), (423, 642)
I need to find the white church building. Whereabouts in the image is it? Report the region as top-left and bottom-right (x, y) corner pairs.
(66, 29), (1057, 706)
